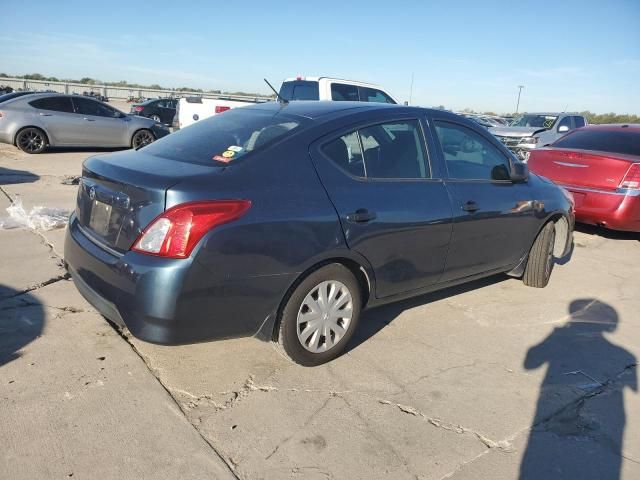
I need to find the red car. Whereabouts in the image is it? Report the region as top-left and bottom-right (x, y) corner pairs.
(528, 124), (640, 232)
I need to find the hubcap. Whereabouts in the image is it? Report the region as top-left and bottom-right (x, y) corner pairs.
(296, 280), (353, 353)
(134, 131), (154, 148)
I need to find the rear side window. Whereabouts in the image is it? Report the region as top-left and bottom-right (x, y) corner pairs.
(552, 129), (640, 156)
(279, 81), (320, 101)
(322, 120), (429, 179)
(29, 96), (74, 113)
(359, 87), (396, 104)
(331, 83), (359, 101)
(142, 108), (306, 165)
(434, 121), (511, 181)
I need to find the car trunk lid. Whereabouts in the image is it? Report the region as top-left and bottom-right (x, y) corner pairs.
(77, 150), (221, 252)
(528, 148), (637, 191)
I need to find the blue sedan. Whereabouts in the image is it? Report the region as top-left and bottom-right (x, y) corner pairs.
(64, 101), (574, 365)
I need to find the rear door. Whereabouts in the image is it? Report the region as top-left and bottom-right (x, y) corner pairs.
(430, 118), (536, 280)
(28, 96), (85, 145)
(310, 115), (453, 298)
(71, 97), (127, 146)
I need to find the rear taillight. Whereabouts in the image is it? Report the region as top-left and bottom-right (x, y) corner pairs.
(132, 200), (251, 258)
(215, 106), (230, 114)
(619, 163), (640, 190)
(134, 106), (144, 112)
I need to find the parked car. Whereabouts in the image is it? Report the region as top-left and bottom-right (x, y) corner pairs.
(175, 77), (398, 130)
(64, 101), (574, 365)
(279, 76), (398, 104)
(131, 98), (178, 124)
(490, 112), (588, 162)
(82, 91), (109, 102)
(528, 124), (640, 232)
(0, 93), (169, 153)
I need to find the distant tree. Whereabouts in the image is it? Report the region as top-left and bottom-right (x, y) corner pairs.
(0, 73), (8, 78)
(24, 73), (45, 80)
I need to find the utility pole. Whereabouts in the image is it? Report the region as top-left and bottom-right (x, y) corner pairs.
(515, 85), (524, 114)
(409, 72), (414, 106)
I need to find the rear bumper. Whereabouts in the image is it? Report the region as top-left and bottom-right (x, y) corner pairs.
(64, 214), (295, 344)
(562, 184), (640, 232)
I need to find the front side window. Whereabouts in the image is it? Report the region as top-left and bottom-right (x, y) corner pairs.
(331, 83), (359, 102)
(573, 116), (586, 128)
(359, 87), (396, 104)
(72, 97), (120, 118)
(557, 116), (572, 131)
(322, 120), (429, 179)
(29, 96), (74, 113)
(434, 121), (511, 181)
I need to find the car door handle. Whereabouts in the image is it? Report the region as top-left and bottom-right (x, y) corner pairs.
(346, 209), (377, 223)
(83, 117), (95, 122)
(461, 201), (480, 212)
(39, 112), (52, 116)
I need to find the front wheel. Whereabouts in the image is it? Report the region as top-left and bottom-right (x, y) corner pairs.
(16, 127), (47, 154)
(131, 129), (155, 149)
(523, 222), (556, 288)
(276, 264), (362, 366)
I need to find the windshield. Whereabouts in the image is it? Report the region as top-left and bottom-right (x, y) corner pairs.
(142, 108), (306, 165)
(279, 81), (320, 101)
(510, 115), (558, 129)
(553, 129), (640, 156)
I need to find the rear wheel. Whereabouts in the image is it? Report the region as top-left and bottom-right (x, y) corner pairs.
(523, 222), (556, 288)
(150, 114), (162, 123)
(16, 127), (47, 154)
(276, 264), (362, 366)
(131, 129), (155, 149)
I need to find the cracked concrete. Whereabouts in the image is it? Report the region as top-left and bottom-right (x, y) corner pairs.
(2, 141), (640, 479)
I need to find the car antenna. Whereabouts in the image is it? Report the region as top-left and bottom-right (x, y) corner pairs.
(264, 78), (288, 105)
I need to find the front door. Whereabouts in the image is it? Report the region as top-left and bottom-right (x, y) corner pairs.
(71, 97), (127, 146)
(430, 118), (536, 281)
(310, 116), (453, 299)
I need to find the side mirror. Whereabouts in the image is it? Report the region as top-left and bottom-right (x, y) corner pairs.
(558, 125), (569, 133)
(510, 162), (529, 182)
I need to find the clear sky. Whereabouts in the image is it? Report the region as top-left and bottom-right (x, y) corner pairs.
(1, 0), (639, 114)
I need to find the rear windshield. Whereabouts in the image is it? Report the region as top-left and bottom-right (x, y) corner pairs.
(553, 129), (640, 156)
(142, 108), (306, 165)
(279, 81), (320, 101)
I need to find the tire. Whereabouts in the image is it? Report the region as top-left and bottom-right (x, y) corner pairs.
(150, 114), (162, 123)
(131, 129), (155, 149)
(15, 127), (47, 154)
(276, 263), (362, 366)
(523, 222), (556, 288)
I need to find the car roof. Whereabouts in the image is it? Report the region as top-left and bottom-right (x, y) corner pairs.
(241, 100), (406, 119)
(520, 112), (580, 116)
(581, 123), (640, 131)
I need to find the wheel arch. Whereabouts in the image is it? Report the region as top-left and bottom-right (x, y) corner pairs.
(262, 253), (375, 342)
(14, 125), (50, 146)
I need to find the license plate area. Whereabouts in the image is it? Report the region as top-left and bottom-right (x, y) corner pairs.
(89, 200), (113, 236)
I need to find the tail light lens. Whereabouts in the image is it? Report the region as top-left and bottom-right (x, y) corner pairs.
(619, 163), (640, 190)
(134, 106), (144, 112)
(215, 106), (230, 114)
(132, 200), (251, 258)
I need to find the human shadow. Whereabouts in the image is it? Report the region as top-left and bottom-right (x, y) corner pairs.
(0, 166), (39, 186)
(0, 286), (45, 367)
(520, 299), (637, 480)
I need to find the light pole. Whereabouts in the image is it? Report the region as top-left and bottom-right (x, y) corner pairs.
(515, 85), (524, 114)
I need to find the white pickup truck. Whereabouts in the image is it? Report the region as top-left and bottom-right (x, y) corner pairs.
(174, 77), (398, 129)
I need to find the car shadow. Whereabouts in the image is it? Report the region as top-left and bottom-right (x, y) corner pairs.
(575, 223), (640, 241)
(0, 286), (45, 367)
(519, 299), (637, 479)
(43, 147), (129, 154)
(346, 274), (507, 353)
(0, 166), (39, 186)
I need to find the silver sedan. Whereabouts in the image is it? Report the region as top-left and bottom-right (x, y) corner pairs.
(0, 93), (170, 153)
